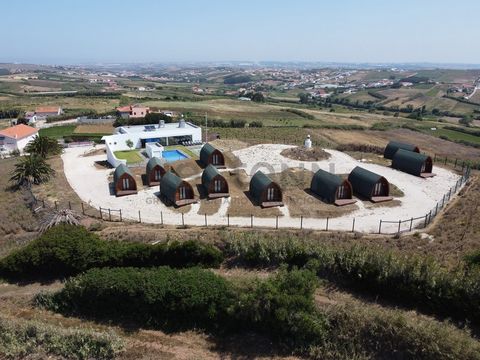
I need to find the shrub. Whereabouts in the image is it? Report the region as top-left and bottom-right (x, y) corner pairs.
(0, 315), (123, 359)
(0, 225), (223, 280)
(225, 234), (480, 325)
(46, 267), (233, 331)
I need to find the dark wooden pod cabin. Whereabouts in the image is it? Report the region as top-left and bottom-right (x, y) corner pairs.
(249, 171), (283, 208)
(160, 171), (196, 207)
(146, 157), (166, 186)
(310, 169), (356, 206)
(200, 143), (225, 168)
(202, 164), (229, 199)
(384, 141), (420, 159)
(113, 163), (137, 197)
(392, 149), (434, 178)
(348, 166), (392, 203)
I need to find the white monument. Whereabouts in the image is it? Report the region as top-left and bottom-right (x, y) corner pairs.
(304, 134), (312, 149)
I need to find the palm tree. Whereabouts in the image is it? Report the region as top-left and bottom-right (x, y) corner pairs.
(40, 209), (80, 232)
(9, 155), (55, 188)
(25, 135), (62, 158)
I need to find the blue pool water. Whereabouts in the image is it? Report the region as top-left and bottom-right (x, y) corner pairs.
(162, 150), (188, 162)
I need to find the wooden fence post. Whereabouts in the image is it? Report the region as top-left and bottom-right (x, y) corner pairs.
(276, 215), (278, 229)
(99, 207), (102, 219)
(227, 214), (230, 227)
(42, 199), (45, 208)
(397, 220), (401, 235)
(54, 201), (58, 211)
(205, 213), (207, 227)
(326, 217), (329, 231)
(250, 214), (253, 228)
(424, 213), (428, 227)
(378, 220), (382, 234)
(182, 213), (184, 226)
(108, 208), (112, 221)
(68, 201), (71, 210)
(138, 210), (141, 223)
(161, 211), (163, 225)
(409, 217), (414, 231)
(119, 209), (122, 222)
(300, 215), (303, 230)
(352, 218), (355, 232)
(81, 202), (85, 215)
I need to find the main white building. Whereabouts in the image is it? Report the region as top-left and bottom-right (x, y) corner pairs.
(102, 119), (202, 167)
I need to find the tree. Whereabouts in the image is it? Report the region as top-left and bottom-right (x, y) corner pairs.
(9, 155), (55, 188)
(251, 92), (265, 103)
(299, 93), (310, 104)
(459, 115), (473, 127)
(25, 136), (62, 158)
(126, 139), (134, 149)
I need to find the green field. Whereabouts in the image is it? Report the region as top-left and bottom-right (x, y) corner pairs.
(424, 127), (480, 145)
(113, 150), (144, 164)
(38, 125), (76, 138)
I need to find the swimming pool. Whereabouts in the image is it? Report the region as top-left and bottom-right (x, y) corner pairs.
(162, 150), (188, 162)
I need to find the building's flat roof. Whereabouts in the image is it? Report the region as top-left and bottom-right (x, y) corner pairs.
(117, 122), (199, 135)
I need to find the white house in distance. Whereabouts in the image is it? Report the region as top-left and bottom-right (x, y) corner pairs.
(0, 124), (38, 154)
(102, 118), (202, 167)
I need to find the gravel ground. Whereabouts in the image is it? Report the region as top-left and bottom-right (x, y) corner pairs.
(62, 144), (461, 233)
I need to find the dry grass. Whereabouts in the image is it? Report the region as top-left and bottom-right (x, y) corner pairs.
(74, 124), (114, 134)
(280, 146), (331, 161)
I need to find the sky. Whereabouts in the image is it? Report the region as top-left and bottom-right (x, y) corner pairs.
(2, 0), (480, 65)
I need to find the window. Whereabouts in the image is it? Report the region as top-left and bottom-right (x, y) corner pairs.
(154, 170), (161, 180)
(179, 186), (187, 200)
(122, 177), (129, 189)
(373, 182), (383, 196)
(267, 187), (275, 201)
(338, 185), (346, 198)
(213, 154), (219, 165)
(214, 179), (221, 192)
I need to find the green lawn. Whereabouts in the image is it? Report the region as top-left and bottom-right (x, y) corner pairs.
(38, 125), (76, 139)
(114, 150), (144, 164)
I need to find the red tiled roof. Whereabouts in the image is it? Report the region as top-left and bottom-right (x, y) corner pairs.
(0, 124), (38, 139)
(116, 106), (132, 112)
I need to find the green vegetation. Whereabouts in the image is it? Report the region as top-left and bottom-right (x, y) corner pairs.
(0, 316), (123, 359)
(425, 127), (480, 146)
(38, 125), (76, 139)
(281, 108), (315, 119)
(24, 135), (62, 158)
(39, 267), (328, 353)
(225, 234), (480, 325)
(9, 155), (55, 188)
(0, 225), (223, 280)
(113, 150), (143, 164)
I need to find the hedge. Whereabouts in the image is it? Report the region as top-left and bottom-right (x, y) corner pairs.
(0, 225), (223, 280)
(225, 234), (480, 325)
(39, 267), (328, 350)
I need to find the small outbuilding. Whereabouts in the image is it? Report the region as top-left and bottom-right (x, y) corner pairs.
(348, 166), (392, 203)
(310, 169), (356, 206)
(146, 157), (166, 186)
(249, 171), (283, 208)
(113, 164), (137, 197)
(160, 171), (197, 207)
(202, 164), (229, 199)
(200, 143), (225, 168)
(384, 141), (420, 159)
(392, 149), (434, 178)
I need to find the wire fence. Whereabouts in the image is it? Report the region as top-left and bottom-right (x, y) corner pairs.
(29, 166), (471, 236)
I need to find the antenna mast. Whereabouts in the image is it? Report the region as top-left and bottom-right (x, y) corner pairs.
(205, 112), (208, 143)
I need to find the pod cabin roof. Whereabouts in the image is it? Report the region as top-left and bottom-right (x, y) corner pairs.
(113, 163), (133, 183)
(384, 141), (420, 159)
(348, 166), (392, 202)
(200, 143), (224, 165)
(250, 171), (274, 198)
(202, 164), (221, 186)
(392, 149), (434, 177)
(310, 169), (355, 205)
(160, 172), (183, 199)
(146, 157), (165, 174)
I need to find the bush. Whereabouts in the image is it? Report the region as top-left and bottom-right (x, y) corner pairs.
(0, 225), (223, 280)
(0, 315), (123, 359)
(225, 234), (480, 325)
(46, 267), (233, 331)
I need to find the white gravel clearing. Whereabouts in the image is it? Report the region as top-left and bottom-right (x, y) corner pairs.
(62, 144), (462, 233)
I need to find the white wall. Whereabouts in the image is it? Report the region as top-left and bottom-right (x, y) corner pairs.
(0, 134), (38, 154)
